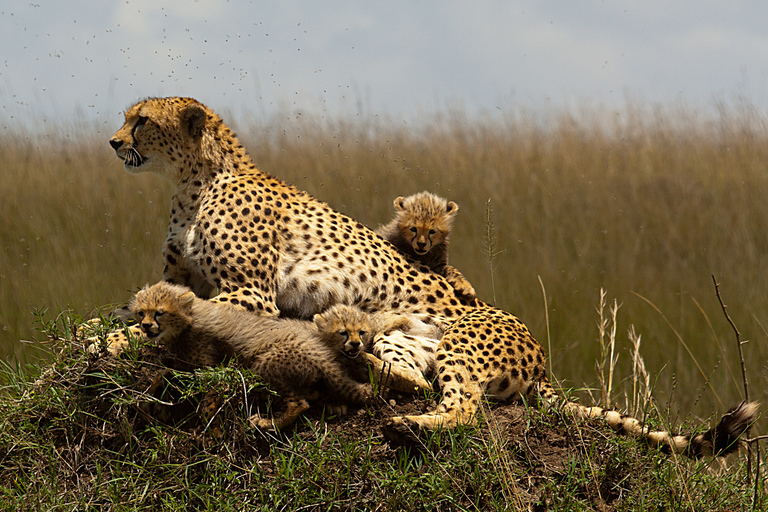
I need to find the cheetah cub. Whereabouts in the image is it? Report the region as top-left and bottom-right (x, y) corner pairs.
(314, 304), (444, 392)
(129, 282), (373, 428)
(376, 191), (475, 299)
(314, 304), (375, 384)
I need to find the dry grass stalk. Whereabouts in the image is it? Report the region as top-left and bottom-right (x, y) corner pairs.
(482, 198), (503, 306)
(595, 289), (620, 408)
(538, 275), (553, 382)
(628, 324), (651, 417)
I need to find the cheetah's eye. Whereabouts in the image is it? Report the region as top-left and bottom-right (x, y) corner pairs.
(154, 311), (164, 319)
(359, 331), (367, 338)
(339, 331), (349, 340)
(409, 227), (417, 234)
(135, 116), (148, 130)
(428, 229), (436, 236)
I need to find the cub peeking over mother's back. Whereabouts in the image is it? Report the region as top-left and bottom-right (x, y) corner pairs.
(376, 191), (475, 299)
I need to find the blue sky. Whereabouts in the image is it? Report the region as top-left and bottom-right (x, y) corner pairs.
(2, 1), (767, 129)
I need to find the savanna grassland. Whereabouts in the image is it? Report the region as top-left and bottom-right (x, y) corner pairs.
(0, 101), (766, 509)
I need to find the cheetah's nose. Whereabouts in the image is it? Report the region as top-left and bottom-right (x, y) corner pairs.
(109, 138), (123, 150)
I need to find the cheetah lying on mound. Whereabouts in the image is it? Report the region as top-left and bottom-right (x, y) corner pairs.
(129, 281), (374, 428)
(106, 96), (756, 457)
(376, 191), (475, 300)
(316, 304), (441, 386)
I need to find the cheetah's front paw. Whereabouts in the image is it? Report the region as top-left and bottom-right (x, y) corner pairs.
(362, 353), (432, 393)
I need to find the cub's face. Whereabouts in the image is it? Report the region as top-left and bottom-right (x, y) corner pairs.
(133, 306), (178, 341)
(392, 195), (458, 256)
(128, 283), (196, 344)
(314, 306), (373, 359)
(399, 222), (446, 256)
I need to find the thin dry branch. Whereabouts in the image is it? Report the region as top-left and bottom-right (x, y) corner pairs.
(711, 275), (750, 403)
(712, 275), (755, 491)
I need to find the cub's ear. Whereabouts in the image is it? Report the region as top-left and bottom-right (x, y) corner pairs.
(446, 201), (459, 215)
(180, 104), (207, 139)
(393, 197), (406, 211)
(313, 313), (326, 330)
(180, 291), (196, 305)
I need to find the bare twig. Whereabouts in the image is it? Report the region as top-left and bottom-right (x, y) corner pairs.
(711, 275), (753, 487)
(711, 275), (750, 403)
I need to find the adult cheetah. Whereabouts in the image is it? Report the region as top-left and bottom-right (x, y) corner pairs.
(376, 191), (476, 299)
(107, 96), (756, 457)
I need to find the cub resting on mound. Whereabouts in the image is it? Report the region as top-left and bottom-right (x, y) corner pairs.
(129, 281), (374, 428)
(315, 304), (436, 385)
(107, 96), (756, 457)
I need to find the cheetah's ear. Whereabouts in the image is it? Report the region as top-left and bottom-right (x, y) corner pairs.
(180, 104), (207, 140)
(179, 291), (196, 305)
(313, 313), (326, 330)
(446, 201), (459, 215)
(393, 197), (406, 211)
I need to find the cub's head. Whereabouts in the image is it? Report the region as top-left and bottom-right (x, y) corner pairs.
(129, 281), (196, 343)
(314, 305), (373, 359)
(109, 96), (224, 180)
(393, 191), (458, 256)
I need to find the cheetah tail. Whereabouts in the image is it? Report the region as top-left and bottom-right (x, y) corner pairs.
(537, 379), (758, 458)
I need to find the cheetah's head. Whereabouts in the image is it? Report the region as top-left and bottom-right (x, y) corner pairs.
(109, 97), (217, 181)
(393, 192), (458, 256)
(314, 304), (373, 359)
(129, 281), (196, 344)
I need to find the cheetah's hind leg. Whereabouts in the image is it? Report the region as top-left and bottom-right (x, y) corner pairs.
(383, 307), (543, 443)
